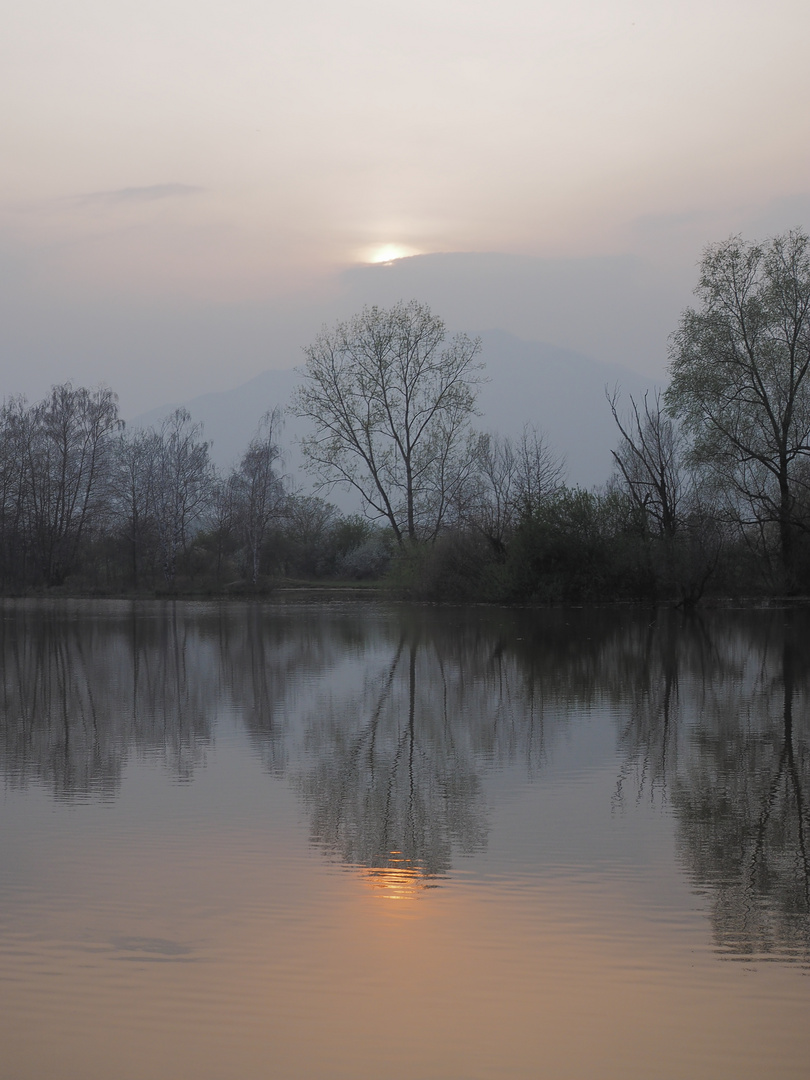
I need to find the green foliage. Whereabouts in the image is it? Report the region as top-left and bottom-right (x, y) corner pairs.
(272, 501), (391, 581)
(496, 488), (643, 603)
(387, 532), (493, 602)
(387, 488), (663, 605)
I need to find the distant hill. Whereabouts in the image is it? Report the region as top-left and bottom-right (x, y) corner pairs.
(475, 330), (654, 488)
(1, 248), (682, 419)
(130, 329), (656, 496)
(132, 365), (302, 470)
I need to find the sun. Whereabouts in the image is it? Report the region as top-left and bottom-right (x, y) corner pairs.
(365, 243), (419, 265)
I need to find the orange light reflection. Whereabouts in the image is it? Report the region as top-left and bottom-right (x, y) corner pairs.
(361, 851), (435, 902)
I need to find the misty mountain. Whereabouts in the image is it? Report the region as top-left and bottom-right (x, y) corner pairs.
(339, 252), (686, 377)
(2, 248), (682, 420)
(130, 329), (656, 496)
(476, 330), (655, 487)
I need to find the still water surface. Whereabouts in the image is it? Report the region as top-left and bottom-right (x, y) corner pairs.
(1, 599), (809, 1079)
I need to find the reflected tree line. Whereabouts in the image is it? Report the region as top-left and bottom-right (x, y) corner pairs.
(289, 607), (666, 877)
(0, 602), (222, 796)
(2, 600), (809, 959)
(614, 607), (810, 960)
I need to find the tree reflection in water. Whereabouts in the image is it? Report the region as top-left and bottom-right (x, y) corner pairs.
(2, 598), (810, 959)
(293, 633), (488, 880)
(0, 600), (219, 797)
(287, 607), (629, 882)
(615, 607), (810, 961)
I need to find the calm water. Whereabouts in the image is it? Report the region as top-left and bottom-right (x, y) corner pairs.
(1, 599), (809, 1079)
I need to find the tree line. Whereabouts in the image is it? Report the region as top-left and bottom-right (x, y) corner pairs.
(2, 228), (810, 601)
(0, 390), (383, 592)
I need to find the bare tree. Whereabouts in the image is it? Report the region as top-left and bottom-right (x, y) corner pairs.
(292, 301), (484, 545)
(25, 384), (122, 585)
(230, 409), (285, 584)
(112, 427), (161, 589)
(609, 387), (726, 605)
(0, 396), (33, 584)
(467, 425), (564, 555)
(513, 424), (565, 515)
(608, 388), (684, 538)
(206, 474), (239, 584)
(151, 409), (214, 583)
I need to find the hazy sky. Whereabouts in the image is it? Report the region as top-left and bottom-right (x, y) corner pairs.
(3, 0), (809, 414)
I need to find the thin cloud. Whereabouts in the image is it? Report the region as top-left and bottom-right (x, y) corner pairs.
(76, 183), (204, 206)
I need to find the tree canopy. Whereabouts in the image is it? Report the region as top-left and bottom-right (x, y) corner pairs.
(666, 229), (810, 589)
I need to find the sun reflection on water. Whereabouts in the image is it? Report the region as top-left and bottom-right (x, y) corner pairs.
(361, 851), (435, 902)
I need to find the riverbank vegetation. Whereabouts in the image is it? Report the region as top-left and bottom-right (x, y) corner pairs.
(2, 230), (809, 604)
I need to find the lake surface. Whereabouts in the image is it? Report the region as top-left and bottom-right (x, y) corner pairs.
(1, 599), (809, 1079)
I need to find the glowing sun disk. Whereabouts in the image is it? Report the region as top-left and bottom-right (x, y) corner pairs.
(366, 243), (417, 265)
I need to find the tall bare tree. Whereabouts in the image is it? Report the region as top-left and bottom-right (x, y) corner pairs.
(608, 388), (684, 538)
(292, 301), (484, 545)
(230, 409), (285, 584)
(112, 427), (160, 588)
(151, 409), (214, 583)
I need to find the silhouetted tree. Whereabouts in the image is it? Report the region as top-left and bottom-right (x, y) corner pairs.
(0, 396), (33, 585)
(25, 383), (121, 585)
(468, 424), (564, 556)
(609, 388), (684, 539)
(293, 301), (484, 545)
(667, 230), (810, 591)
(230, 409), (285, 584)
(151, 409), (214, 583)
(112, 427), (160, 588)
